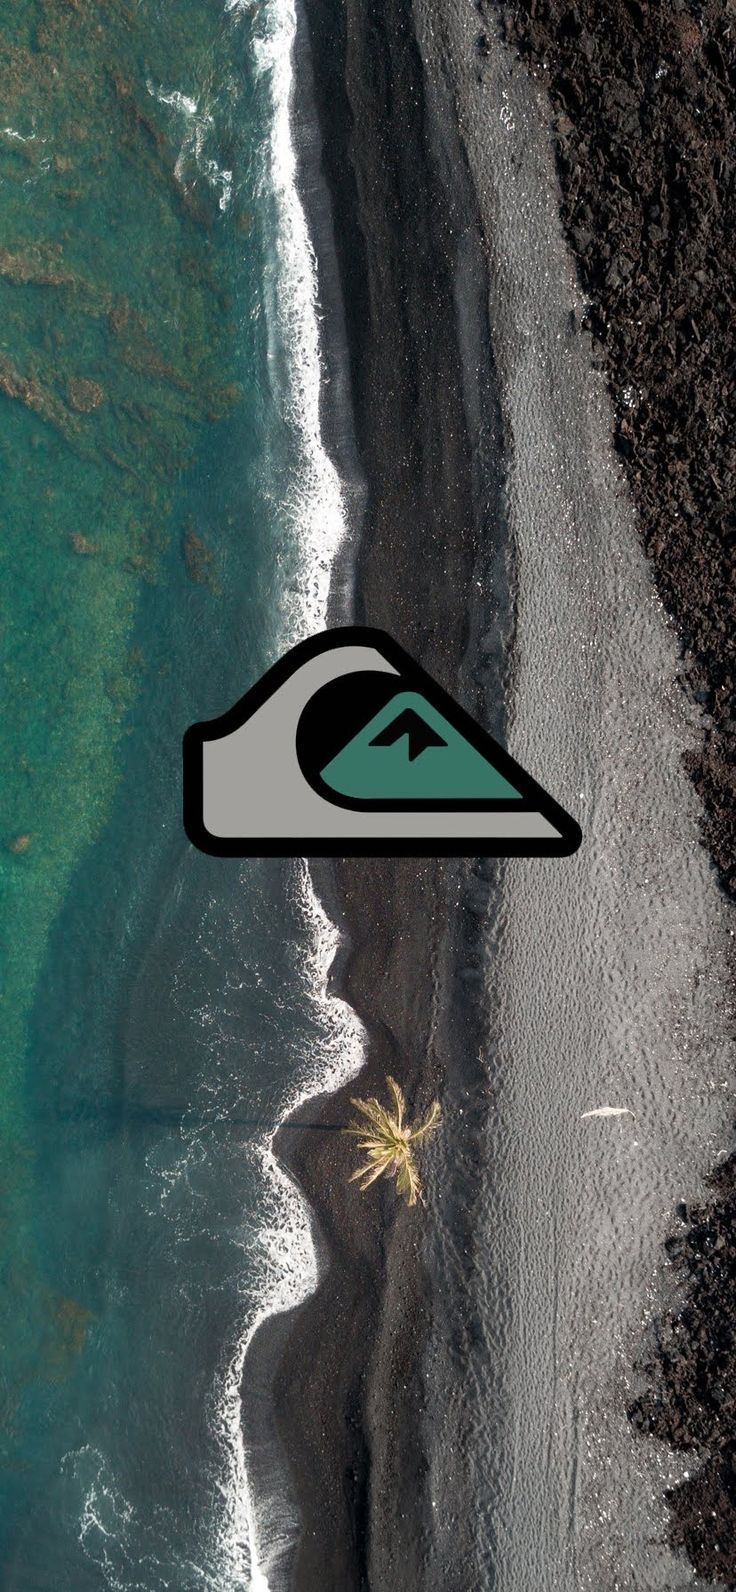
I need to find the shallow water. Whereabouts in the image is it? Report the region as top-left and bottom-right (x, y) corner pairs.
(416, 10), (733, 1591)
(0, 2), (355, 1586)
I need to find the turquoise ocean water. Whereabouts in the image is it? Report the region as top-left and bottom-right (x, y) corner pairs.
(0, 3), (358, 1585)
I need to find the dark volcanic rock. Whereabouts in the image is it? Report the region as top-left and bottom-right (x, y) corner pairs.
(496, 0), (736, 1582)
(498, 0), (735, 901)
(629, 1154), (736, 1585)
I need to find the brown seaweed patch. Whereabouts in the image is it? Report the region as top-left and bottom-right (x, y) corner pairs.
(119, 338), (193, 393)
(177, 182), (217, 230)
(109, 303), (194, 395)
(66, 377), (105, 412)
(206, 382), (242, 422)
(0, 244), (113, 321)
(60, 119), (89, 144)
(43, 1294), (93, 1378)
(0, 354), (79, 438)
(109, 67), (167, 157)
(183, 523), (220, 594)
(104, 662), (137, 717)
(0, 44), (57, 111)
(109, 297), (131, 335)
(123, 551), (155, 581)
(0, 245), (74, 288)
(122, 519), (164, 582)
(70, 532), (99, 555)
(7, 834), (32, 855)
(101, 446), (146, 486)
(107, 65), (218, 229)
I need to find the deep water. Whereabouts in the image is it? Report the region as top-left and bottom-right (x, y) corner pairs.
(0, 1), (348, 1585)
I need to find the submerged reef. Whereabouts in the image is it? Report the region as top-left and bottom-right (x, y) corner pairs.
(0, 0), (246, 1441)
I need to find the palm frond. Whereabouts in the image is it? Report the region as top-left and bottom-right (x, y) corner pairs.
(394, 1152), (420, 1207)
(386, 1075), (405, 1131)
(343, 1126), (391, 1153)
(342, 1075), (441, 1208)
(352, 1160), (393, 1191)
(348, 1096), (394, 1134)
(408, 1100), (442, 1143)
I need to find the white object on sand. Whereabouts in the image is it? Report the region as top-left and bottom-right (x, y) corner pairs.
(581, 1106), (635, 1119)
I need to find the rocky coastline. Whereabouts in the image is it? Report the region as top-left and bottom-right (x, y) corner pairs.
(267, 0), (736, 1585)
(492, 0), (736, 1580)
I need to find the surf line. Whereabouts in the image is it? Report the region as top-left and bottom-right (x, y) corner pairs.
(218, 0), (363, 1585)
(214, 866), (364, 1592)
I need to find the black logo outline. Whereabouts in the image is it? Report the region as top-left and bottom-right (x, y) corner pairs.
(183, 626), (582, 858)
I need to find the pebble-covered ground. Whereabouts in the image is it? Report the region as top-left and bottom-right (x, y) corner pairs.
(494, 0), (735, 896)
(493, 1), (736, 1581)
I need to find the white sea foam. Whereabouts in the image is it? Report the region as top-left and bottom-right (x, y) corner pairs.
(147, 83), (200, 118)
(147, 80), (233, 213)
(209, 870), (365, 1589)
(2, 125), (44, 143)
(210, 1), (361, 1587)
(66, 1442), (231, 1592)
(53, 6), (352, 1587)
(246, 0), (348, 646)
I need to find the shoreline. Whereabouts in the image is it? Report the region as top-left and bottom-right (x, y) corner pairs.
(271, 859), (453, 1589)
(288, 0), (367, 629)
(255, 1), (735, 1589)
(265, 0), (505, 1585)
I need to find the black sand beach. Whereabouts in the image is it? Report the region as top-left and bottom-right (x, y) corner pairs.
(259, 1), (736, 1587)
(266, 2), (501, 1587)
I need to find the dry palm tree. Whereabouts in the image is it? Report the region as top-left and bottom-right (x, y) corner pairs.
(343, 1075), (441, 1207)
